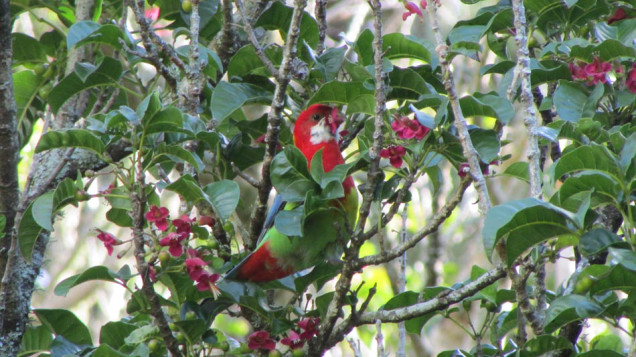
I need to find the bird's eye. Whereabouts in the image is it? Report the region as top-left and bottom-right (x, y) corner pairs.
(312, 113), (321, 121)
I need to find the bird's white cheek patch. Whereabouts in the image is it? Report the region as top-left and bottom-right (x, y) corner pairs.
(310, 121), (333, 144)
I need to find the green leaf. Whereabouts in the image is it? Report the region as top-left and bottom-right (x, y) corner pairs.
(148, 143), (204, 172)
(293, 262), (341, 293)
(203, 180), (240, 221)
(210, 82), (272, 123)
(308, 81), (374, 107)
(553, 81), (603, 122)
(530, 60), (572, 87)
(471, 265), (497, 302)
(0, 215), (5, 237)
(20, 325), (53, 356)
(579, 228), (625, 256)
(501, 162), (529, 183)
(387, 67), (432, 100)
(609, 248), (636, 271)
(35, 309), (92, 346)
(544, 295), (603, 333)
(12, 33), (46, 63)
(254, 1), (319, 48)
(13, 70), (44, 126)
(590, 264), (636, 294)
(382, 291), (431, 334)
(570, 39), (636, 62)
(553, 145), (622, 182)
(32, 191), (54, 231)
(383, 33), (433, 65)
(483, 198), (575, 265)
(68, 21), (128, 50)
(521, 335), (574, 356)
(274, 206), (304, 236)
(144, 106), (186, 135)
(48, 56), (122, 112)
(271, 147), (316, 202)
(165, 175), (209, 204)
(35, 129), (106, 157)
(469, 128), (500, 163)
(460, 92), (514, 124)
(312, 46), (347, 82)
(54, 266), (120, 297)
(619, 132), (636, 174)
(227, 45), (282, 80)
(553, 172), (620, 209)
(18, 201), (44, 262)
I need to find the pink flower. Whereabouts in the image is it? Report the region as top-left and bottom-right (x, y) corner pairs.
(159, 232), (186, 257)
(185, 257), (208, 281)
(281, 330), (304, 349)
(247, 330), (276, 351)
(195, 272), (220, 295)
(380, 145), (407, 168)
(198, 215), (215, 227)
(402, 1), (423, 21)
(95, 229), (120, 256)
(584, 57), (612, 85)
(608, 8), (627, 24)
(569, 62), (588, 81)
(145, 205), (170, 231)
(420, 0), (427, 10)
(627, 63), (636, 94)
(172, 215), (194, 236)
(391, 114), (430, 140)
(298, 317), (320, 340)
(145, 6), (160, 21)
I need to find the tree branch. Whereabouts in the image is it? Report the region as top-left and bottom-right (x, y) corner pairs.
(315, 0), (327, 55)
(424, 1), (491, 215)
(247, 0), (307, 249)
(234, 0), (280, 79)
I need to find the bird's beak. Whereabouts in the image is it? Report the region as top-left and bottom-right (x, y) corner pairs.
(326, 107), (344, 135)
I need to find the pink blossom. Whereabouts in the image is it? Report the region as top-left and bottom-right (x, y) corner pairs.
(159, 232), (186, 257)
(391, 114), (430, 140)
(569, 62), (588, 81)
(584, 57), (612, 85)
(420, 0), (427, 10)
(195, 272), (220, 294)
(281, 330), (304, 349)
(247, 330), (276, 351)
(298, 317), (320, 340)
(145, 205), (170, 231)
(627, 63), (636, 93)
(380, 145), (407, 168)
(172, 215), (194, 236)
(95, 229), (120, 256)
(402, 1), (423, 21)
(185, 257), (208, 281)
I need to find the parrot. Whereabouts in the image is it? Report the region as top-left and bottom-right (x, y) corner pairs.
(225, 104), (358, 282)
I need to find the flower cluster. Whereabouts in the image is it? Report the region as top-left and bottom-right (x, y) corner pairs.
(247, 317), (321, 352)
(95, 229), (121, 256)
(380, 113), (432, 168)
(145, 205), (170, 231)
(569, 57), (613, 85)
(186, 249), (220, 296)
(627, 63), (636, 93)
(380, 145), (407, 168)
(402, 0), (441, 21)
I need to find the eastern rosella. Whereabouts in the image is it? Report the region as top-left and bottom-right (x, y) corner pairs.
(226, 104), (358, 282)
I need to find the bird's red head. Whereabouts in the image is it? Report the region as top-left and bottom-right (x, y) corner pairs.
(293, 104), (343, 150)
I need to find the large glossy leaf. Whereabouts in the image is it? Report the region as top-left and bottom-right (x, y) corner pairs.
(35, 309), (93, 346)
(18, 201), (44, 261)
(12, 33), (46, 63)
(35, 129), (106, 158)
(469, 128), (500, 163)
(203, 180), (240, 221)
(254, 1), (318, 47)
(544, 295), (603, 333)
(579, 228), (625, 256)
(13, 70), (44, 124)
(521, 335), (574, 356)
(67, 21), (128, 49)
(20, 325), (53, 356)
(54, 266), (121, 297)
(271, 147), (316, 202)
(210, 82), (272, 123)
(383, 33), (434, 66)
(589, 264), (636, 294)
(460, 92), (514, 124)
(570, 39), (636, 62)
(553, 145), (622, 182)
(552, 172), (620, 209)
(553, 81), (603, 122)
(48, 56), (122, 112)
(483, 198), (575, 266)
(308, 81), (374, 107)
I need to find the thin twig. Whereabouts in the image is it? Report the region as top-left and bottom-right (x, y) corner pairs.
(357, 177), (470, 267)
(231, 162), (260, 188)
(397, 205), (408, 357)
(315, 0), (327, 55)
(247, 0), (307, 249)
(234, 0), (280, 79)
(424, 1), (491, 215)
